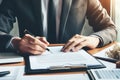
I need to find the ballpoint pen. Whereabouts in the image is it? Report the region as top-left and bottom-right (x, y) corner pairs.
(24, 29), (51, 52)
(94, 56), (118, 63)
(0, 71), (10, 77)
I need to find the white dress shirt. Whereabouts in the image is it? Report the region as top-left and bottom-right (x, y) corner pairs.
(41, 0), (62, 39)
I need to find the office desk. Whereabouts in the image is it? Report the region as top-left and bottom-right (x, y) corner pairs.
(0, 42), (115, 66)
(0, 42), (116, 77)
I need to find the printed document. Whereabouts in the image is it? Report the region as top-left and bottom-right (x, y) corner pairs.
(88, 69), (120, 80)
(0, 66), (23, 80)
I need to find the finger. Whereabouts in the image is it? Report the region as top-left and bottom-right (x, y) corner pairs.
(27, 47), (45, 55)
(73, 40), (87, 52)
(36, 37), (49, 45)
(28, 44), (46, 52)
(26, 49), (43, 55)
(19, 44), (44, 55)
(61, 39), (74, 52)
(19, 38), (46, 54)
(23, 34), (36, 42)
(23, 34), (41, 45)
(62, 35), (77, 51)
(62, 35), (86, 52)
(23, 35), (48, 49)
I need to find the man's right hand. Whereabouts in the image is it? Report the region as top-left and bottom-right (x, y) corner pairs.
(12, 34), (49, 55)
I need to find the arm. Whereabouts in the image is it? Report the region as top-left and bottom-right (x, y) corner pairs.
(0, 0), (16, 52)
(62, 0), (117, 52)
(86, 0), (117, 46)
(0, 0), (49, 54)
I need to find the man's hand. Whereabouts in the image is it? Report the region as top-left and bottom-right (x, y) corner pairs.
(61, 34), (100, 52)
(12, 34), (49, 55)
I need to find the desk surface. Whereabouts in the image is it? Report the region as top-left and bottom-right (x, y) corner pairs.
(0, 42), (116, 75)
(0, 42), (115, 66)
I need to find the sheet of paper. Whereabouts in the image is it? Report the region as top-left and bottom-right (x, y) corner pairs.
(88, 69), (120, 80)
(16, 73), (90, 80)
(29, 46), (103, 69)
(0, 66), (23, 80)
(0, 52), (23, 64)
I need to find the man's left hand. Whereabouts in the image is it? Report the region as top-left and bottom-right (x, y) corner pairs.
(61, 34), (100, 52)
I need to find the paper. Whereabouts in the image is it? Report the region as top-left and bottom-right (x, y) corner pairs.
(88, 69), (120, 80)
(0, 66), (23, 80)
(29, 46), (103, 69)
(93, 45), (116, 68)
(16, 73), (90, 80)
(0, 52), (23, 64)
(94, 45), (114, 57)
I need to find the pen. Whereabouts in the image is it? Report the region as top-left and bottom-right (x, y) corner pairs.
(24, 29), (51, 52)
(94, 56), (118, 63)
(0, 71), (10, 77)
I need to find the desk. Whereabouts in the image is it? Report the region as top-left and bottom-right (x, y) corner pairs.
(0, 42), (116, 79)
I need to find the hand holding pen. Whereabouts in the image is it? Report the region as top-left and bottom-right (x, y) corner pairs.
(12, 29), (49, 55)
(20, 29), (50, 55)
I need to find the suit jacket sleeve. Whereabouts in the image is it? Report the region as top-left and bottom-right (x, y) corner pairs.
(86, 0), (117, 46)
(0, 0), (16, 51)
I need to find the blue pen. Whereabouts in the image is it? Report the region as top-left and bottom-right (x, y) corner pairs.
(0, 71), (10, 77)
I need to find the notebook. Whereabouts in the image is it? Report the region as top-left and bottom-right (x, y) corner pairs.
(0, 52), (23, 64)
(87, 69), (120, 80)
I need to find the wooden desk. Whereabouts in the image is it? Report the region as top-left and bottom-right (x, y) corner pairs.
(88, 42), (115, 54)
(0, 42), (115, 75)
(0, 42), (115, 66)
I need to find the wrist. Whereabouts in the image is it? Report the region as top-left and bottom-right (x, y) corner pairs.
(11, 37), (21, 50)
(90, 35), (103, 48)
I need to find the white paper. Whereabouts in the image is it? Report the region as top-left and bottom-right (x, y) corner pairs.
(29, 46), (103, 69)
(94, 45), (114, 57)
(0, 52), (23, 64)
(0, 66), (23, 80)
(89, 69), (120, 80)
(93, 45), (116, 68)
(16, 73), (90, 80)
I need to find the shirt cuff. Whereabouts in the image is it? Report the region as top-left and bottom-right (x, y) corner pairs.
(6, 37), (18, 51)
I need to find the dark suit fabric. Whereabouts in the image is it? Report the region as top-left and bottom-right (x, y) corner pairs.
(0, 0), (117, 51)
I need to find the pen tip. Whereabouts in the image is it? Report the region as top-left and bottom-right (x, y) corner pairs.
(46, 48), (50, 51)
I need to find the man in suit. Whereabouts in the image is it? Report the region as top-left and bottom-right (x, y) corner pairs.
(0, 0), (117, 54)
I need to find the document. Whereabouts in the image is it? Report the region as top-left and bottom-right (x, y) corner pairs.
(87, 69), (120, 80)
(16, 73), (90, 80)
(0, 66), (23, 80)
(0, 52), (23, 64)
(25, 46), (105, 74)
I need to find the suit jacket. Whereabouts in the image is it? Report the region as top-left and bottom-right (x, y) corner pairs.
(0, 0), (117, 51)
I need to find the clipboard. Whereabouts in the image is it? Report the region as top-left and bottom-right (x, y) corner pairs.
(24, 46), (106, 74)
(24, 56), (88, 74)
